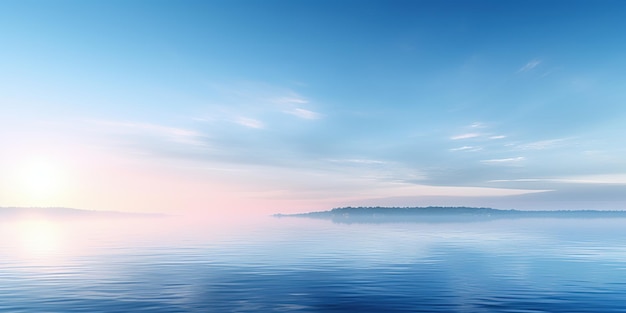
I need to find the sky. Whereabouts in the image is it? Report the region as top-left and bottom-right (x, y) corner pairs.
(1, 0), (626, 215)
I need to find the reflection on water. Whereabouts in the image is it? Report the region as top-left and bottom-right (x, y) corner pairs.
(1, 215), (626, 312)
(16, 219), (62, 255)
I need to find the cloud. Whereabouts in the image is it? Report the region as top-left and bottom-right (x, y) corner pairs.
(327, 158), (387, 165)
(204, 81), (318, 123)
(481, 157), (526, 164)
(235, 117), (264, 129)
(488, 178), (550, 183)
(518, 59), (541, 72)
(285, 108), (321, 120)
(514, 138), (569, 150)
(92, 120), (206, 146)
(450, 146), (482, 152)
(490, 174), (626, 185)
(568, 175), (626, 184)
(273, 92), (322, 120)
(451, 133), (481, 140)
(449, 123), (505, 142)
(368, 182), (548, 198)
(272, 96), (309, 105)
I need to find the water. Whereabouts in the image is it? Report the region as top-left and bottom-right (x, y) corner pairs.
(2, 215), (626, 312)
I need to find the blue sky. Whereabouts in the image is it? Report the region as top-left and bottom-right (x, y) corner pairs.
(2, 0), (626, 214)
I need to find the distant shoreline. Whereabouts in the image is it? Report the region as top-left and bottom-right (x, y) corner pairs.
(275, 206), (626, 223)
(0, 207), (165, 219)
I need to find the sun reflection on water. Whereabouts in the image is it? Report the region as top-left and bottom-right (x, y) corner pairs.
(16, 219), (63, 255)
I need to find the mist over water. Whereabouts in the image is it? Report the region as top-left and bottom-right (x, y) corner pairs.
(2, 214), (626, 312)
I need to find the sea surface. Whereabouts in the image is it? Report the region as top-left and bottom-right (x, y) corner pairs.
(2, 214), (626, 312)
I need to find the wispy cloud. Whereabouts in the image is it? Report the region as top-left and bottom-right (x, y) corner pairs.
(450, 123), (505, 142)
(488, 178), (548, 183)
(514, 138), (569, 150)
(559, 174), (626, 184)
(490, 174), (626, 185)
(285, 108), (321, 120)
(450, 146), (482, 152)
(204, 81), (321, 126)
(470, 122), (486, 128)
(365, 183), (548, 198)
(235, 117), (264, 129)
(481, 157), (526, 165)
(518, 59), (541, 72)
(451, 133), (481, 140)
(274, 93), (322, 120)
(272, 95), (309, 105)
(92, 120), (206, 146)
(327, 158), (387, 165)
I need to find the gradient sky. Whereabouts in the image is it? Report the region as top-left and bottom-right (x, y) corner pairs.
(2, 0), (626, 215)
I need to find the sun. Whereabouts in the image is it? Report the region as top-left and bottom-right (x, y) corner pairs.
(19, 158), (67, 198)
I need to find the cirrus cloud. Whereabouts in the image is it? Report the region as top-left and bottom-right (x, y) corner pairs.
(285, 108), (321, 120)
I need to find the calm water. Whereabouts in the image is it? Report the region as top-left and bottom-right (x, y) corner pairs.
(2, 215), (626, 312)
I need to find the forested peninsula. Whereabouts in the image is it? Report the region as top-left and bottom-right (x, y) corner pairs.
(276, 206), (626, 223)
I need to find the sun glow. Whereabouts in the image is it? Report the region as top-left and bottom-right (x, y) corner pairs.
(17, 219), (62, 255)
(19, 158), (68, 199)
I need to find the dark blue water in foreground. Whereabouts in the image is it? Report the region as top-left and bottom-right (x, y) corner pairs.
(2, 216), (626, 312)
